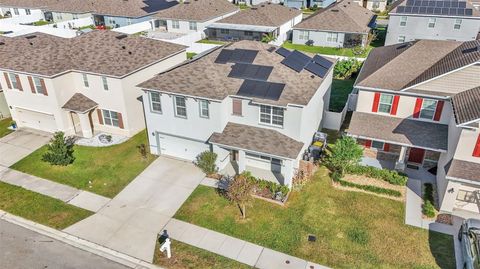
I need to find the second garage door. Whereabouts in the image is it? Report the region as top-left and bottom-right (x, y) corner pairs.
(156, 132), (210, 161)
(16, 108), (57, 133)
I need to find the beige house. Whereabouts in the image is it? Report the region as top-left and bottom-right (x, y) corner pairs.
(0, 31), (186, 138)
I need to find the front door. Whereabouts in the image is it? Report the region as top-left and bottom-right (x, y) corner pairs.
(230, 150), (238, 162)
(408, 148), (425, 164)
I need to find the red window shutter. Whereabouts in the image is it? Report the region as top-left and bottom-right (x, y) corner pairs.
(372, 92), (381, 112)
(4, 73), (11, 89)
(97, 109), (104, 125)
(15, 75), (22, 91)
(365, 140), (372, 148)
(232, 99), (242, 116)
(413, 98), (423, 118)
(117, 112), (124, 129)
(433, 100), (444, 121)
(28, 76), (35, 93)
(383, 143), (390, 152)
(473, 134), (480, 157)
(390, 95), (400, 115)
(40, 79), (48, 96)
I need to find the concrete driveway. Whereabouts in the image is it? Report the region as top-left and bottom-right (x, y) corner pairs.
(64, 157), (205, 262)
(0, 129), (51, 168)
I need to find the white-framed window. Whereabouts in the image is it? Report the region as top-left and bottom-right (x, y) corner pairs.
(102, 109), (119, 127)
(326, 32), (338, 43)
(400, 16), (407, 27)
(220, 28), (229, 34)
(73, 13), (78, 20)
(428, 18), (436, 28)
(149, 92), (162, 113)
(9, 73), (18, 89)
(172, 20), (179, 29)
(174, 96), (187, 118)
(419, 99), (437, 120)
(259, 105), (284, 127)
(13, 8), (19, 15)
(199, 100), (209, 118)
(25, 9), (31, 15)
(189, 21), (197, 31)
(378, 93), (394, 113)
(398, 35), (406, 43)
(57, 14), (63, 20)
(82, 73), (89, 88)
(33, 77), (45, 94)
(454, 19), (462, 30)
(244, 31), (253, 36)
(298, 30), (309, 40)
(102, 76), (108, 91)
(127, 18), (132, 25)
(371, 140), (385, 150)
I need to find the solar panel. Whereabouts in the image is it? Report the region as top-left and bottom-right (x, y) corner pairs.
(405, 6), (413, 12)
(441, 7), (449, 14)
(228, 63), (273, 81)
(449, 8), (457, 14)
(276, 47), (291, 58)
(305, 62), (328, 78)
(406, 0), (414, 5)
(281, 50), (311, 72)
(444, 1), (451, 7)
(214, 49), (258, 64)
(426, 7), (434, 13)
(451, 1), (459, 7)
(397, 6), (406, 12)
(436, 1), (444, 8)
(459, 1), (466, 8)
(312, 55), (334, 69)
(215, 49), (233, 64)
(237, 80), (285, 100)
(434, 7), (442, 14)
(419, 6), (427, 13)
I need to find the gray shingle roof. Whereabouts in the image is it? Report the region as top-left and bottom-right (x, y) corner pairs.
(347, 112), (448, 150)
(0, 31), (186, 77)
(154, 0), (239, 22)
(452, 86), (480, 125)
(209, 122), (304, 159)
(446, 159), (480, 182)
(62, 93), (98, 113)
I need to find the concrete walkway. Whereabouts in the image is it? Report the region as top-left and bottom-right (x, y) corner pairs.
(0, 129), (51, 168)
(0, 168), (110, 212)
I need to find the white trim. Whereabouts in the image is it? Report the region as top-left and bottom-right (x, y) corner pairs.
(210, 142), (296, 160)
(447, 176), (480, 187)
(356, 86), (451, 99)
(348, 133), (447, 152)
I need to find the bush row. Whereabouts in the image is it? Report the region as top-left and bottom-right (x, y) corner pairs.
(345, 165), (408, 186)
(423, 183), (436, 217)
(332, 171), (402, 197)
(241, 171), (289, 196)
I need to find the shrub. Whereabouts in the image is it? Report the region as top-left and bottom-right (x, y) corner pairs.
(195, 151), (218, 175)
(326, 136), (363, 176)
(423, 183), (436, 218)
(137, 144), (147, 159)
(345, 165), (408, 186)
(423, 200), (436, 218)
(240, 171), (289, 197)
(42, 132), (75, 166)
(333, 59), (362, 79)
(347, 227), (369, 245)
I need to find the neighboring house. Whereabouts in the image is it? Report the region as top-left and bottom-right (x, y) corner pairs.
(347, 39), (480, 218)
(353, 0), (388, 12)
(0, 31), (186, 138)
(44, 0), (177, 28)
(385, 0), (480, 45)
(292, 0), (376, 48)
(0, 0), (58, 18)
(153, 0), (239, 34)
(234, 0), (282, 7)
(138, 41), (335, 186)
(283, 0), (336, 9)
(206, 3), (302, 43)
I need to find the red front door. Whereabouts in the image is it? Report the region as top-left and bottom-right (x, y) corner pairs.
(408, 148), (425, 164)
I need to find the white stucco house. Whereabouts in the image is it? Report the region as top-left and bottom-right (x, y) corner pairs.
(347, 39), (480, 219)
(138, 41), (335, 186)
(0, 31), (186, 138)
(0, 0), (56, 18)
(353, 0), (388, 12)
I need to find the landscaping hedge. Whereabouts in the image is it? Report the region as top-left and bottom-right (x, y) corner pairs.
(423, 183), (436, 217)
(241, 171), (289, 196)
(345, 165), (408, 186)
(337, 179), (402, 197)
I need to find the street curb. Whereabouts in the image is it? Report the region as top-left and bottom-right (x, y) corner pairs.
(0, 210), (163, 269)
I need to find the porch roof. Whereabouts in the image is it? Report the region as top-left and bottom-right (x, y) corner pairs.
(446, 159), (480, 183)
(347, 112), (448, 151)
(62, 93), (98, 113)
(209, 122), (304, 159)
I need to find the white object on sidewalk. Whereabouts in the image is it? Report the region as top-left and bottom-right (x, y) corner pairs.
(159, 238), (172, 259)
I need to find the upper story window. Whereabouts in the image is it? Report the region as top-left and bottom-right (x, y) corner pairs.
(428, 18), (436, 28)
(199, 100), (209, 118)
(220, 29), (229, 34)
(371, 140), (385, 150)
(172, 20), (180, 29)
(102, 76), (109, 91)
(9, 73), (19, 89)
(400, 16), (407, 26)
(260, 105), (284, 127)
(174, 96), (187, 118)
(419, 99), (437, 120)
(398, 35), (406, 43)
(13, 8), (19, 15)
(299, 30), (309, 40)
(454, 19), (462, 30)
(149, 92), (162, 113)
(82, 73), (89, 88)
(102, 109), (119, 127)
(73, 13), (79, 20)
(244, 31), (253, 36)
(127, 18), (132, 25)
(25, 9), (31, 15)
(326, 32), (338, 43)
(232, 99), (242, 116)
(32, 77), (46, 94)
(189, 21), (197, 31)
(378, 93), (394, 114)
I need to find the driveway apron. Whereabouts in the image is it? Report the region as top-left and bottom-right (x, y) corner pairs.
(0, 129), (51, 168)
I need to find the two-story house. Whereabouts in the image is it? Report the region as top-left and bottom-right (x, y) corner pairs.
(0, 0), (57, 18)
(347, 39), (480, 218)
(283, 0), (336, 9)
(385, 0), (480, 45)
(138, 41), (335, 186)
(0, 31), (186, 138)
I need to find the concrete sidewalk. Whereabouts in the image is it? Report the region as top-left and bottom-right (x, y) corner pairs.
(0, 168), (110, 212)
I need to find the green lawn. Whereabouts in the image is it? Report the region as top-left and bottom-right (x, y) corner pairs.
(283, 41), (371, 58)
(371, 26), (387, 48)
(0, 181), (92, 229)
(11, 131), (156, 198)
(0, 117), (13, 138)
(196, 39), (227, 45)
(175, 167), (455, 269)
(329, 79), (355, 112)
(154, 240), (251, 269)
(187, 52), (197, 59)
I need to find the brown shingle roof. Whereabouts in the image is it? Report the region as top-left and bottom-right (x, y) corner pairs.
(0, 0), (60, 9)
(0, 31), (186, 77)
(446, 159), (480, 182)
(213, 3), (302, 27)
(452, 86), (480, 125)
(209, 122), (304, 159)
(62, 93), (98, 113)
(347, 112), (448, 150)
(154, 0), (238, 22)
(294, 0), (375, 33)
(137, 41), (334, 106)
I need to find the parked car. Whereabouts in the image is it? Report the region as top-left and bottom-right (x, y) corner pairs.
(459, 218), (480, 269)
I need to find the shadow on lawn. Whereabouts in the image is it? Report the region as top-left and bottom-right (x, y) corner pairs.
(428, 229), (457, 269)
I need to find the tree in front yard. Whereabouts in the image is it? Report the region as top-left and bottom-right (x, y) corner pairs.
(195, 151), (218, 176)
(42, 132), (75, 166)
(327, 136), (363, 177)
(226, 174), (254, 219)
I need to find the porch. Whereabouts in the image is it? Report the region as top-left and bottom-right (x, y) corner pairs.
(62, 93), (98, 138)
(220, 161), (285, 185)
(206, 24), (277, 42)
(343, 33), (369, 48)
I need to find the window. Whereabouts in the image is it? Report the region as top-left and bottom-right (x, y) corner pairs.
(13, 8), (19, 15)
(25, 9), (31, 15)
(102, 110), (119, 127)
(454, 19), (462, 30)
(232, 99), (242, 116)
(428, 18), (436, 28)
(371, 140), (385, 150)
(298, 30), (309, 40)
(398, 35), (406, 43)
(127, 18), (132, 25)
(102, 76), (108, 91)
(82, 73), (89, 88)
(9, 73), (18, 89)
(189, 21), (197, 31)
(57, 14), (63, 20)
(172, 20), (179, 29)
(174, 96), (187, 118)
(33, 77), (45, 94)
(220, 28), (229, 34)
(326, 32), (338, 42)
(198, 100), (209, 118)
(73, 13), (78, 19)
(259, 105), (284, 127)
(244, 31), (253, 36)
(378, 94), (394, 113)
(149, 92), (162, 113)
(419, 99), (437, 120)
(400, 16), (407, 27)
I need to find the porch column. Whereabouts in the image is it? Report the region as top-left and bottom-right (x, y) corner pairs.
(395, 146), (407, 171)
(238, 150), (246, 174)
(440, 180), (461, 214)
(78, 113), (93, 138)
(283, 159), (294, 188)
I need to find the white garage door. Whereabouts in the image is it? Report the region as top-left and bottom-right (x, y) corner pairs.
(16, 108), (57, 133)
(156, 132), (210, 161)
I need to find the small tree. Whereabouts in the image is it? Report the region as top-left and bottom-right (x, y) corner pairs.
(327, 136), (363, 176)
(261, 33), (276, 43)
(42, 132), (75, 166)
(226, 174), (254, 219)
(195, 151), (218, 175)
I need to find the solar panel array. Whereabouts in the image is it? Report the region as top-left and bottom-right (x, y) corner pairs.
(396, 0), (473, 16)
(237, 80), (285, 101)
(228, 63), (273, 81)
(215, 49), (259, 64)
(277, 48), (333, 78)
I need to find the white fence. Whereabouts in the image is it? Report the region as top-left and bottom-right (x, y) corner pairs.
(322, 93), (357, 130)
(49, 17), (94, 30)
(2, 24), (78, 38)
(113, 21), (153, 35)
